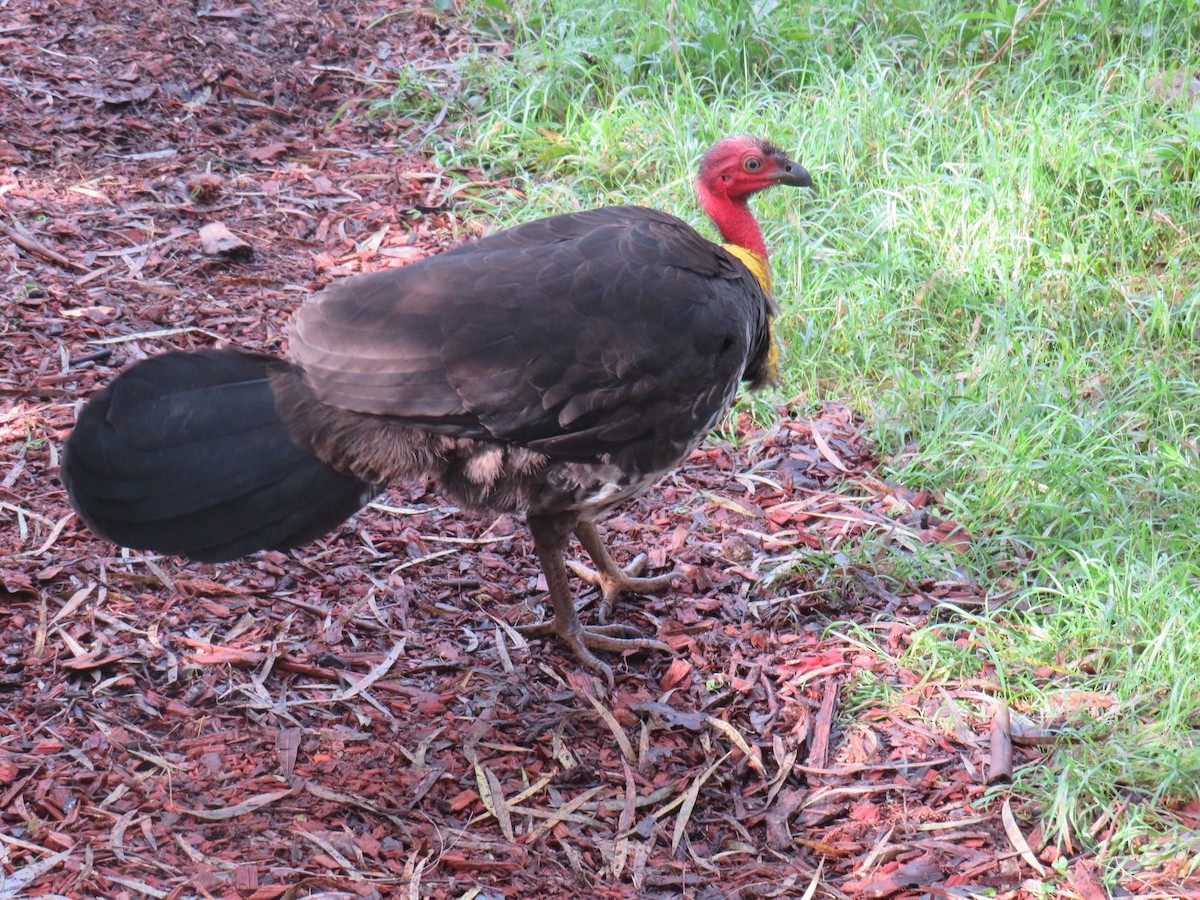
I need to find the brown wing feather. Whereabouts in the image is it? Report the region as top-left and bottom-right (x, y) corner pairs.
(287, 205), (773, 476)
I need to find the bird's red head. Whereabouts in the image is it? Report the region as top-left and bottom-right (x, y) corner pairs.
(697, 135), (812, 201)
(695, 135), (811, 263)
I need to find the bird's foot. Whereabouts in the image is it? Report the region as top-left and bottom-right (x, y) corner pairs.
(516, 618), (673, 687)
(566, 553), (682, 622)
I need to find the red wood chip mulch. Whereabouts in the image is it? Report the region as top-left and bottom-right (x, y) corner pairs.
(1, 1), (1187, 897)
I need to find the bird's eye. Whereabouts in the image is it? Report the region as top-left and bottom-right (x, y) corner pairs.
(743, 157), (762, 172)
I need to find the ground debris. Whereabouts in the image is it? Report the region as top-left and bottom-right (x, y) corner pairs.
(0, 1), (1181, 897)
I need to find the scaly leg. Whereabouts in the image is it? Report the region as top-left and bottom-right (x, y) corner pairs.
(567, 521), (681, 622)
(518, 513), (672, 686)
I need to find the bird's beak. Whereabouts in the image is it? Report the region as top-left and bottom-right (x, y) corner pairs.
(773, 156), (813, 189)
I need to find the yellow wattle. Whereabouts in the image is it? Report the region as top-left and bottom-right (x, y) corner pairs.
(721, 244), (772, 294)
(722, 243), (780, 384)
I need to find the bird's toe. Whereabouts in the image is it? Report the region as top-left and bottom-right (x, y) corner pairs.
(515, 615), (673, 687)
(567, 557), (682, 621)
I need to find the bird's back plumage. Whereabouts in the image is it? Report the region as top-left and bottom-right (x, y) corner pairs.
(290, 206), (775, 478)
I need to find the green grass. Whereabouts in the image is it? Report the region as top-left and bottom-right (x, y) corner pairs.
(415, 0), (1200, 877)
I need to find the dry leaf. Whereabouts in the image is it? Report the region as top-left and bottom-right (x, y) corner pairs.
(1001, 798), (1047, 875)
(181, 789), (294, 821)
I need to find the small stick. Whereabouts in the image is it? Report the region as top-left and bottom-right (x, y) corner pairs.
(1, 219), (90, 272)
(68, 348), (113, 367)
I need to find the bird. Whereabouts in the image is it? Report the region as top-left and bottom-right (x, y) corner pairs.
(61, 135), (812, 685)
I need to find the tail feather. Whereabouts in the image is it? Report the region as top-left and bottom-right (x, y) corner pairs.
(62, 348), (377, 562)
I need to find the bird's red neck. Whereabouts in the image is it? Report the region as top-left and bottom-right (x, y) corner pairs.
(696, 180), (769, 262)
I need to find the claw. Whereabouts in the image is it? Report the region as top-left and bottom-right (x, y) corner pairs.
(572, 523), (681, 621)
(518, 620), (643, 640)
(524, 514), (676, 687)
(567, 556), (682, 621)
(517, 618), (673, 687)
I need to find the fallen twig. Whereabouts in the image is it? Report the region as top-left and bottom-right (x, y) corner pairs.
(1, 219), (90, 271)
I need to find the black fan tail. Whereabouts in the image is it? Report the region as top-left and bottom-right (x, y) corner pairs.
(62, 348), (376, 562)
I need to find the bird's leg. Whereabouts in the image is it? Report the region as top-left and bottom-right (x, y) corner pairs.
(567, 521), (682, 622)
(519, 513), (672, 686)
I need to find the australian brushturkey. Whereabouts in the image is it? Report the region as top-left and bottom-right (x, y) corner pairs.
(62, 135), (811, 684)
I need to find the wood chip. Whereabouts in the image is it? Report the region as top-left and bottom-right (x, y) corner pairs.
(1068, 856), (1110, 900)
(197, 221), (253, 259)
(807, 676), (839, 769)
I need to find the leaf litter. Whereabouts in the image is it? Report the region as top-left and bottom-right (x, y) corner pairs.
(0, 0), (1191, 897)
